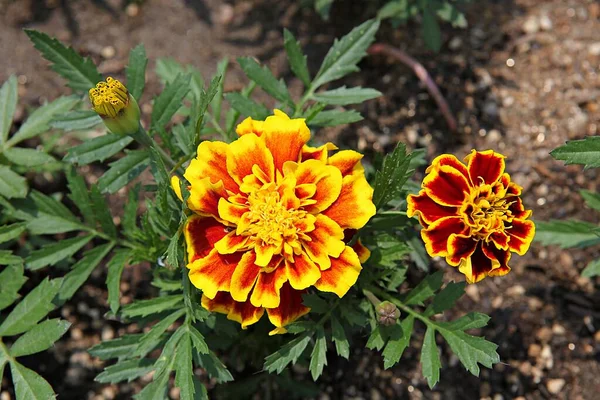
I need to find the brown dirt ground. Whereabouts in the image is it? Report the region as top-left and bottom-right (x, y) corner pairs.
(1, 0), (599, 399)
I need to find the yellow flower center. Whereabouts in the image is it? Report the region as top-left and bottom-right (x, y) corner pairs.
(462, 182), (513, 240)
(89, 77), (129, 118)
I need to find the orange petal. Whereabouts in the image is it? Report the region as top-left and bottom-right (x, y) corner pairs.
(230, 252), (261, 302)
(236, 117), (265, 137)
(507, 197), (532, 220)
(426, 154), (470, 180)
(301, 143), (337, 163)
(464, 149), (506, 186)
(226, 133), (274, 187)
(457, 244), (492, 284)
(352, 239), (371, 263)
(184, 215), (229, 262)
(202, 293), (265, 329)
(490, 231), (510, 250)
(288, 159), (343, 212)
(188, 248), (241, 299)
(266, 283), (310, 335)
(446, 234), (478, 266)
(507, 218), (535, 255)
(285, 252), (321, 290)
(262, 110), (311, 172)
(185, 141), (239, 193)
(328, 150), (364, 177)
(218, 197), (248, 225)
(314, 246), (362, 297)
(255, 242), (277, 267)
(250, 267), (287, 308)
(302, 214), (345, 270)
(421, 216), (467, 257)
(407, 189), (458, 224)
(187, 177), (228, 219)
(482, 241), (511, 278)
(423, 165), (470, 207)
(213, 231), (250, 254)
(323, 174), (376, 230)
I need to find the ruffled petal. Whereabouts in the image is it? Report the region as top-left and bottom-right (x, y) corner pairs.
(323, 174), (376, 229)
(302, 214), (345, 270)
(286, 159), (343, 212)
(218, 197), (248, 225)
(301, 143), (337, 163)
(313, 246), (362, 297)
(185, 141), (239, 193)
(507, 218), (535, 255)
(188, 249), (241, 299)
(457, 244), (493, 284)
(482, 241), (511, 278)
(426, 154), (470, 180)
(171, 175), (183, 201)
(352, 240), (371, 263)
(465, 149), (506, 186)
(236, 117), (264, 137)
(327, 150), (364, 177)
(446, 234), (478, 266)
(230, 252), (261, 302)
(421, 216), (467, 257)
(407, 189), (458, 224)
(184, 215), (229, 262)
(422, 165), (470, 207)
(250, 267), (288, 308)
(285, 252), (321, 290)
(262, 110), (311, 172)
(201, 293), (264, 329)
(214, 231), (250, 255)
(266, 283), (310, 335)
(226, 133), (274, 187)
(187, 177), (228, 219)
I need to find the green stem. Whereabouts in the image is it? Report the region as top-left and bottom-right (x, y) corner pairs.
(293, 85), (315, 118)
(170, 154), (194, 176)
(364, 286), (433, 327)
(363, 290), (382, 307)
(131, 126), (178, 170)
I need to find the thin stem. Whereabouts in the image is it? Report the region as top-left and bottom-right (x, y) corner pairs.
(363, 289), (382, 307)
(170, 154), (194, 176)
(131, 126), (179, 170)
(293, 86), (315, 118)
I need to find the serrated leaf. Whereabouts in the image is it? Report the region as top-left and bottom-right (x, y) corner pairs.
(186, 324), (209, 354)
(89, 334), (146, 360)
(65, 167), (95, 225)
(26, 215), (82, 235)
(377, 0), (409, 19)
(551, 136), (600, 169)
(309, 328), (327, 381)
(95, 358), (156, 383)
(0, 222), (27, 243)
(133, 369), (170, 400)
(372, 142), (412, 209)
(312, 86), (381, 105)
(331, 315), (349, 359)
(155, 58), (203, 101)
(580, 190), (600, 212)
(0, 165), (27, 199)
(56, 243), (114, 305)
(175, 333), (195, 400)
(224, 92), (270, 120)
(197, 351), (233, 383)
(0, 264), (28, 311)
(25, 29), (102, 93)
(315, 0), (334, 19)
(135, 309), (184, 358)
(264, 334), (311, 374)
(302, 293), (328, 314)
(403, 270), (444, 306)
(307, 109), (363, 127)
(366, 325), (385, 351)
(121, 295), (183, 318)
(3, 147), (56, 167)
(422, 7), (442, 52)
(440, 312), (491, 331)
(0, 250), (22, 265)
(238, 57), (293, 106)
(10, 361), (56, 400)
(535, 220), (598, 248)
(0, 75), (17, 145)
(151, 73), (191, 130)
(106, 249), (132, 314)
(0, 278), (62, 337)
(210, 58), (228, 121)
(420, 326), (441, 388)
(97, 150), (150, 194)
(439, 328), (499, 376)
(30, 190), (76, 220)
(283, 29), (310, 87)
(25, 235), (92, 271)
(7, 96), (79, 147)
(64, 134), (133, 165)
(126, 44), (148, 101)
(90, 185), (117, 238)
(582, 259), (600, 278)
(426, 282), (466, 316)
(194, 75), (222, 140)
(313, 19), (380, 88)
(436, 2), (467, 28)
(382, 316), (413, 369)
(10, 318), (71, 357)
(50, 110), (102, 131)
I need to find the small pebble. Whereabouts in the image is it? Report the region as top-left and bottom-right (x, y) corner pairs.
(546, 378), (566, 394)
(522, 17), (540, 33)
(101, 46), (115, 59)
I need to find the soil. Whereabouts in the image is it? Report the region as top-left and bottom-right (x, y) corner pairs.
(1, 0), (600, 399)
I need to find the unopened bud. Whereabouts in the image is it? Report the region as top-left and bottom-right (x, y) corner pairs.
(377, 301), (400, 326)
(89, 77), (140, 136)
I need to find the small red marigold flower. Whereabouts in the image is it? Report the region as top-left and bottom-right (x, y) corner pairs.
(173, 110), (376, 334)
(407, 150), (535, 284)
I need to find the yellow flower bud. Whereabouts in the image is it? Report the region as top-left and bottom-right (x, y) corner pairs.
(89, 77), (140, 136)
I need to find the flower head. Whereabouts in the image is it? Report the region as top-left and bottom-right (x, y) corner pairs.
(176, 110), (376, 334)
(407, 150), (535, 283)
(89, 77), (140, 135)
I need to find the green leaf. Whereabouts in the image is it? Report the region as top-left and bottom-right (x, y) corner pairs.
(420, 326), (441, 388)
(315, 0), (334, 20)
(65, 167), (95, 225)
(25, 235), (93, 271)
(372, 142), (412, 209)
(377, 0), (409, 19)
(134, 309), (185, 358)
(238, 57), (293, 106)
(121, 295), (183, 318)
(440, 312), (490, 331)
(582, 259), (600, 278)
(90, 185), (117, 238)
(264, 334), (311, 374)
(0, 165), (27, 199)
(283, 29), (310, 87)
(426, 282), (466, 316)
(7, 96), (79, 146)
(313, 19), (380, 88)
(64, 134), (133, 165)
(26, 215), (81, 235)
(224, 92), (270, 120)
(307, 109), (363, 127)
(0, 250), (22, 265)
(25, 29), (102, 93)
(535, 220), (599, 248)
(3, 147), (56, 167)
(439, 328), (499, 376)
(210, 58), (229, 121)
(436, 2), (467, 28)
(155, 58), (203, 101)
(551, 136), (600, 169)
(366, 325), (385, 351)
(382, 316), (413, 369)
(30, 190), (76, 220)
(95, 358), (155, 383)
(56, 243), (114, 305)
(10, 318), (71, 357)
(9, 361), (56, 400)
(0, 264), (28, 311)
(404, 270), (444, 306)
(580, 190), (600, 212)
(151, 73), (191, 130)
(194, 75), (223, 140)
(0, 222), (26, 243)
(50, 110), (102, 131)
(107, 249), (132, 314)
(0, 75), (17, 145)
(312, 86), (381, 105)
(186, 324), (209, 354)
(0, 278), (62, 337)
(197, 351), (233, 383)
(122, 184), (140, 237)
(134, 370), (170, 400)
(97, 150), (150, 194)
(302, 294), (328, 314)
(175, 333), (195, 400)
(309, 328), (327, 381)
(89, 334), (145, 360)
(126, 44), (148, 101)
(422, 7), (442, 52)
(331, 315), (349, 359)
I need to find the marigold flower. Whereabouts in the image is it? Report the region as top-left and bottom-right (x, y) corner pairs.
(407, 150), (535, 284)
(175, 110), (376, 334)
(89, 77), (140, 135)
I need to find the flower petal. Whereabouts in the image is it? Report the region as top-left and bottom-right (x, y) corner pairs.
(465, 149), (506, 186)
(214, 230), (250, 255)
(262, 110), (311, 172)
(185, 141), (239, 193)
(457, 244), (493, 284)
(188, 249), (241, 299)
(482, 241), (511, 277)
(187, 177), (228, 219)
(426, 153), (470, 179)
(446, 234), (478, 266)
(323, 174), (376, 230)
(328, 150), (364, 177)
(421, 216), (467, 257)
(226, 133), (274, 187)
(236, 117), (264, 137)
(407, 189), (458, 224)
(352, 239), (371, 263)
(250, 267), (287, 308)
(302, 214), (345, 270)
(301, 143), (337, 163)
(287, 159), (343, 212)
(230, 252), (261, 302)
(184, 215), (229, 262)
(218, 197), (248, 225)
(314, 246), (362, 297)
(171, 175), (183, 201)
(266, 283), (310, 335)
(201, 293), (264, 329)
(507, 218), (535, 255)
(285, 252), (321, 290)
(422, 165), (470, 207)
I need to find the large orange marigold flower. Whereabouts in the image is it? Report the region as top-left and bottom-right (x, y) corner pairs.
(175, 110), (376, 334)
(407, 150), (535, 284)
